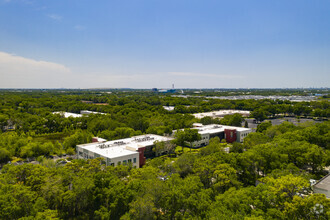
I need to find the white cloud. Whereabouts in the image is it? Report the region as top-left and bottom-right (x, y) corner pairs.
(0, 51), (72, 88)
(47, 14), (62, 21)
(74, 25), (86, 31)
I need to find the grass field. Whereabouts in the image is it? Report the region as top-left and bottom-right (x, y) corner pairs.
(175, 145), (201, 154)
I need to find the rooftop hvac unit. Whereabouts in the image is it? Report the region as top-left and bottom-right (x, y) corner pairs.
(98, 143), (109, 149)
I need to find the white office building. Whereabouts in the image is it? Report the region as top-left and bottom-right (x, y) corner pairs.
(77, 134), (173, 168)
(178, 124), (252, 148)
(193, 110), (250, 119)
(77, 142), (140, 167)
(80, 110), (106, 115)
(53, 112), (83, 118)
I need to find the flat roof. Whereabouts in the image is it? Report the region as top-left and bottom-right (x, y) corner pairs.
(314, 173), (330, 192)
(53, 112), (82, 118)
(78, 143), (138, 159)
(194, 124), (251, 134)
(163, 106), (175, 111)
(77, 134), (173, 158)
(128, 135), (174, 150)
(80, 110), (106, 115)
(193, 110), (250, 119)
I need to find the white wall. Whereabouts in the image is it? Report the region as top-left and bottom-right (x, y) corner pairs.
(76, 146), (140, 168)
(237, 130), (252, 142)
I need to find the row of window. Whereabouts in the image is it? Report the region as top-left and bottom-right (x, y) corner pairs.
(78, 151), (93, 159)
(78, 151), (137, 166)
(241, 132), (249, 138)
(110, 158), (137, 166)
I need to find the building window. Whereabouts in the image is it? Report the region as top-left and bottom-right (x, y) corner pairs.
(117, 161), (121, 166)
(128, 159), (132, 163)
(123, 160), (127, 165)
(79, 151), (83, 156)
(110, 163), (115, 166)
(133, 158), (137, 163)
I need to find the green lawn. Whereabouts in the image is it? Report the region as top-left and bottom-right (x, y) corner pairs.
(175, 145), (201, 154)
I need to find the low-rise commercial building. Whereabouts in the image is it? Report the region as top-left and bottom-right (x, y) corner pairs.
(76, 134), (173, 168)
(80, 110), (106, 115)
(77, 142), (140, 167)
(186, 124), (252, 147)
(53, 110), (106, 118)
(53, 112), (82, 118)
(193, 110), (250, 119)
(163, 106), (175, 111)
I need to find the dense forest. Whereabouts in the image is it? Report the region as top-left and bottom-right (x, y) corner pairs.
(0, 89), (329, 219)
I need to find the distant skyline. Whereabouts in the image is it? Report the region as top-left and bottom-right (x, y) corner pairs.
(0, 0), (329, 89)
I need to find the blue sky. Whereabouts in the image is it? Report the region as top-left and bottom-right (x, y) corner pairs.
(0, 0), (329, 88)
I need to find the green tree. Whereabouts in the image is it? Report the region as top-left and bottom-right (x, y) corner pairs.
(153, 140), (175, 156)
(184, 128), (202, 148)
(34, 209), (60, 220)
(0, 113), (9, 132)
(125, 196), (157, 220)
(0, 147), (11, 163)
(174, 153), (196, 178)
(243, 132), (270, 148)
(63, 130), (92, 151)
(251, 109), (267, 123)
(244, 120), (249, 128)
(256, 121), (272, 133)
(220, 113), (243, 127)
(212, 163), (241, 193)
(174, 128), (201, 152)
(284, 194), (330, 219)
(209, 187), (255, 219)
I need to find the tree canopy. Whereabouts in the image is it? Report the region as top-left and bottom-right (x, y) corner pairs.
(0, 90), (329, 219)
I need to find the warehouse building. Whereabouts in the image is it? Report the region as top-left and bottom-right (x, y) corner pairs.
(77, 134), (173, 168)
